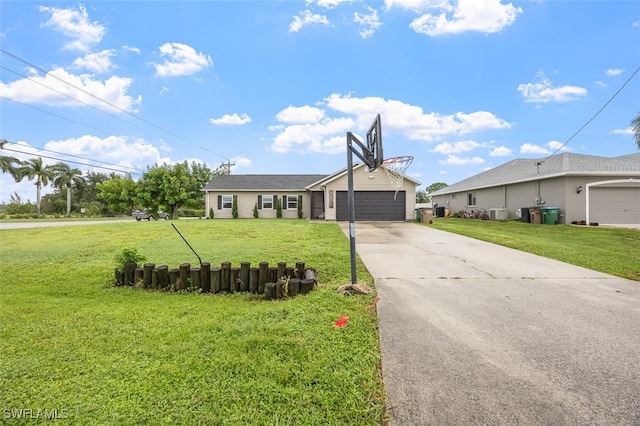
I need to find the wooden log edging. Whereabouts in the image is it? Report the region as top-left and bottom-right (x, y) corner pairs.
(114, 261), (317, 299)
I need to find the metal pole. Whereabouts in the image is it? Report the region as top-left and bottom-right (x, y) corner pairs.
(347, 133), (357, 284)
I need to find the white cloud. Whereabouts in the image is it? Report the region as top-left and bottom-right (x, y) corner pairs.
(610, 127), (633, 135)
(489, 146), (512, 156)
(270, 117), (355, 154)
(123, 45), (141, 54)
(438, 155), (484, 165)
(317, 0), (353, 8)
(408, 0), (522, 36)
(517, 73), (587, 103)
(72, 49), (116, 73)
(384, 0), (450, 13)
(153, 42), (213, 77)
(209, 113), (251, 126)
(0, 67), (140, 112)
(230, 155), (251, 172)
(520, 143), (550, 154)
(39, 4), (105, 52)
(547, 140), (568, 152)
(289, 10), (330, 32)
(276, 105), (325, 123)
(159, 86), (169, 95)
(270, 93), (511, 154)
(431, 140), (481, 154)
(324, 93), (511, 140)
(605, 68), (624, 77)
(354, 6), (383, 38)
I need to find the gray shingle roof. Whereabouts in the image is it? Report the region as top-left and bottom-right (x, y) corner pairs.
(431, 152), (640, 195)
(203, 174), (328, 191)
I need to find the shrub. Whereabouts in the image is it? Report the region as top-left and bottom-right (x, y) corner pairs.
(114, 247), (147, 273)
(232, 196), (238, 219)
(297, 196), (303, 219)
(276, 197), (282, 218)
(253, 202), (259, 218)
(209, 207), (214, 219)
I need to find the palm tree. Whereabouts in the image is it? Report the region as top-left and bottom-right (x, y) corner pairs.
(52, 163), (84, 217)
(632, 113), (640, 149)
(16, 157), (56, 216)
(0, 139), (22, 180)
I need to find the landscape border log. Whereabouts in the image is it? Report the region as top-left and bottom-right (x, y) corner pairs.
(249, 267), (259, 293)
(288, 278), (301, 297)
(265, 282), (277, 300)
(143, 263), (155, 288)
(190, 268), (201, 289)
(268, 267), (277, 284)
(230, 267), (240, 293)
(258, 262), (268, 294)
(134, 268), (144, 286)
(179, 263), (191, 291)
(169, 269), (180, 289)
(286, 267), (295, 279)
(275, 281), (285, 300)
(295, 262), (305, 279)
(200, 262), (211, 292)
(114, 269), (124, 286)
(277, 262), (286, 281)
(124, 262), (137, 286)
(240, 262), (250, 292)
(300, 279), (314, 295)
(151, 268), (159, 289)
(157, 265), (169, 290)
(221, 262), (231, 292)
(304, 268), (317, 285)
(211, 267), (221, 293)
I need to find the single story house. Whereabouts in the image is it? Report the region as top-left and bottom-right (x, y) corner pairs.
(429, 152), (640, 226)
(203, 163), (420, 221)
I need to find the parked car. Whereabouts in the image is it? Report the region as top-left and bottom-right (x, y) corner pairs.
(132, 209), (169, 221)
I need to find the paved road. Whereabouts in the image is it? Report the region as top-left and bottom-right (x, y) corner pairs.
(341, 222), (640, 426)
(0, 219), (134, 229)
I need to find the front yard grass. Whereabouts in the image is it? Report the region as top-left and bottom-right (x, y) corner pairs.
(428, 218), (640, 281)
(0, 220), (384, 425)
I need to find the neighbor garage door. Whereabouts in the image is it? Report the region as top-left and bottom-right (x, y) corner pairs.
(336, 191), (406, 221)
(589, 187), (640, 224)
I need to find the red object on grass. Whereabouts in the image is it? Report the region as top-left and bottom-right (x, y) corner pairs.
(334, 315), (350, 328)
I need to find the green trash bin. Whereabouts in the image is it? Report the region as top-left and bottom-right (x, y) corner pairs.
(540, 207), (559, 225)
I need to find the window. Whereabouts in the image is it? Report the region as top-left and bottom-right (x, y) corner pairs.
(222, 195), (233, 209)
(261, 195), (273, 209)
(286, 195), (297, 209)
(467, 192), (476, 207)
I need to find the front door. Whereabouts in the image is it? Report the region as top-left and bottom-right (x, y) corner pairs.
(311, 191), (325, 219)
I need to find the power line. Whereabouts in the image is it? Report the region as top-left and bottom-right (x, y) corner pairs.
(1, 145), (142, 175)
(543, 65), (640, 160)
(0, 49), (221, 157)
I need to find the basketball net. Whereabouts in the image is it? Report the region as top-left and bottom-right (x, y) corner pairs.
(382, 156), (413, 200)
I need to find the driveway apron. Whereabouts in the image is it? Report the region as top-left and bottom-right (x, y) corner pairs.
(341, 222), (640, 426)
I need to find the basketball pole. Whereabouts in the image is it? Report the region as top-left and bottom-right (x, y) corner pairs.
(346, 134), (358, 285)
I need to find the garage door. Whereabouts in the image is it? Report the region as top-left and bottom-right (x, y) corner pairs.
(336, 191), (406, 221)
(589, 187), (640, 224)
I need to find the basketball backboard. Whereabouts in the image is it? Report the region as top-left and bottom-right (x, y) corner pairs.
(366, 114), (383, 169)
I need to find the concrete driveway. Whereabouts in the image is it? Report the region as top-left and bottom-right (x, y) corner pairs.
(341, 222), (640, 426)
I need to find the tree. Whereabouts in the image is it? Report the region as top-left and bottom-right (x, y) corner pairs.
(0, 139), (22, 180)
(52, 163), (84, 217)
(423, 182), (449, 203)
(96, 174), (138, 214)
(16, 157), (56, 216)
(136, 161), (213, 219)
(416, 190), (429, 203)
(632, 112), (640, 149)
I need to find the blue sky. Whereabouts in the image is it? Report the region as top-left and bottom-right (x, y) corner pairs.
(1, 0), (639, 203)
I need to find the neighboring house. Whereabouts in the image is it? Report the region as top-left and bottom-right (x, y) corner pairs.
(203, 163), (420, 221)
(430, 152), (640, 226)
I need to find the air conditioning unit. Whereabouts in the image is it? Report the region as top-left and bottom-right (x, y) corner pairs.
(489, 208), (508, 221)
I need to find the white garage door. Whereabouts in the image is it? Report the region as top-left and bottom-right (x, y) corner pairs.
(589, 187), (640, 224)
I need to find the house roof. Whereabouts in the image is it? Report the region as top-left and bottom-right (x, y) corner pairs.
(203, 174), (328, 191)
(431, 152), (640, 196)
(308, 163), (422, 189)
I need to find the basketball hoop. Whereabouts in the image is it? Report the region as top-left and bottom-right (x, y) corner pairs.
(382, 156), (413, 199)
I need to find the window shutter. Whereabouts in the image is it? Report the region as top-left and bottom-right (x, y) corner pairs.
(274, 195), (277, 209)
(258, 195), (262, 209)
(217, 195), (222, 210)
(283, 195), (288, 210)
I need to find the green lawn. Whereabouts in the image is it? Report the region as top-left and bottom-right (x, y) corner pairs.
(0, 220), (384, 425)
(427, 218), (640, 281)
